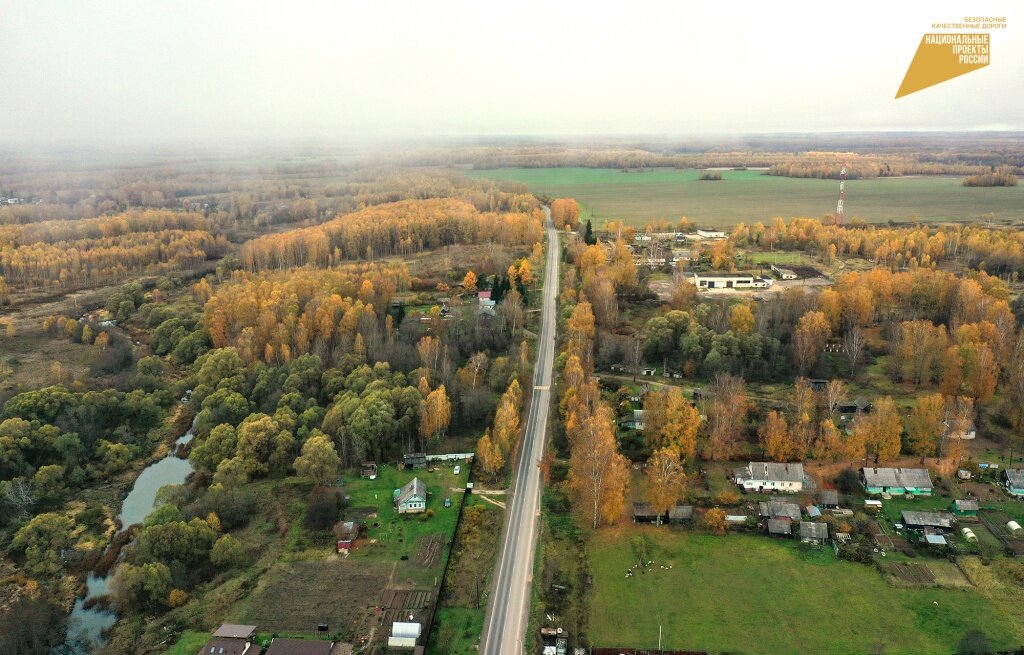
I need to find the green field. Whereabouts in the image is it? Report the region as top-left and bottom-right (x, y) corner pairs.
(465, 167), (1024, 227)
(588, 528), (1024, 655)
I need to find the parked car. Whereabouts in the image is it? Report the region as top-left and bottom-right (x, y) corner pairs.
(453, 465), (461, 475)
(444, 497), (452, 508)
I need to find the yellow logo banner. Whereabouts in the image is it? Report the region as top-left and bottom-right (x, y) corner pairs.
(896, 33), (990, 98)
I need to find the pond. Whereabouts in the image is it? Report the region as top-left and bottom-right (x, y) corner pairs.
(66, 415), (197, 649)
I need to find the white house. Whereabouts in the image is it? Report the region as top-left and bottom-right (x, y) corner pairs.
(733, 462), (805, 493)
(395, 478), (427, 514)
(696, 229), (727, 240)
(691, 273), (773, 290)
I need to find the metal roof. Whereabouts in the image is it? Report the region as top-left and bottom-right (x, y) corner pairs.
(266, 638), (334, 655)
(800, 521), (829, 539)
(747, 461), (805, 483)
(632, 502), (660, 518)
(212, 624), (256, 640)
(668, 505), (693, 520)
(819, 489), (839, 505)
(953, 499), (979, 511)
(861, 467), (933, 489)
(397, 477), (427, 506)
(767, 518), (793, 534)
(202, 639), (250, 655)
(901, 511), (954, 528)
(759, 500), (801, 521)
(1005, 468), (1024, 487)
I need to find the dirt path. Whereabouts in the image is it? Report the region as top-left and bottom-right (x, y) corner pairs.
(478, 495), (506, 510)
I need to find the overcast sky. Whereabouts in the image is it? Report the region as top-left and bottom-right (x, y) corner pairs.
(1, 0), (1021, 146)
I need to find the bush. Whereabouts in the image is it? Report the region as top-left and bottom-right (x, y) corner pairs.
(704, 508), (727, 534)
(715, 490), (740, 506)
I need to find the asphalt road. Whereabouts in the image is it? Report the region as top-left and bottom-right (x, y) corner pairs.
(480, 208), (559, 655)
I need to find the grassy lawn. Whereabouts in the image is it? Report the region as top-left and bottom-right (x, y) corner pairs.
(428, 607), (486, 655)
(465, 168), (1024, 226)
(427, 492), (503, 655)
(588, 527), (1024, 655)
(343, 463), (468, 581)
(163, 630), (209, 655)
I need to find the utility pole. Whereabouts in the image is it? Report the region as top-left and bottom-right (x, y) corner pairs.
(836, 162), (847, 225)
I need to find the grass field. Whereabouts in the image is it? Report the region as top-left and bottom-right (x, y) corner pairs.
(163, 630), (209, 655)
(588, 527), (1024, 655)
(465, 167), (1024, 226)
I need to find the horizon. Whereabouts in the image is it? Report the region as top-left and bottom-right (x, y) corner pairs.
(2, 1), (1020, 147)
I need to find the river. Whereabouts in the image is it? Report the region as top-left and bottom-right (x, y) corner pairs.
(66, 416), (197, 650)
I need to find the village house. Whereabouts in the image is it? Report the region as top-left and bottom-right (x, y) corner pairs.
(837, 397), (872, 420)
(668, 505), (693, 523)
(200, 625), (257, 655)
(951, 499), (979, 517)
(759, 499), (801, 522)
(819, 489), (839, 508)
(395, 477), (428, 514)
(199, 638), (254, 655)
(860, 467), (933, 496)
(265, 638), (335, 655)
(733, 461), (805, 493)
(901, 511), (955, 530)
(403, 453), (427, 469)
(767, 518), (793, 537)
(1002, 468), (1024, 497)
(622, 409), (645, 430)
(632, 502), (663, 524)
(800, 521), (829, 545)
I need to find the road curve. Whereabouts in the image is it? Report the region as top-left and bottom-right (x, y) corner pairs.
(480, 208), (559, 655)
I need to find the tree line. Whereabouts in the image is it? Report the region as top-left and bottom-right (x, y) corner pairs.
(238, 199), (544, 271)
(0, 229), (223, 290)
(730, 216), (1024, 277)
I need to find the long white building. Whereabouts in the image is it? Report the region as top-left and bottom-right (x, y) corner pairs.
(691, 273), (773, 290)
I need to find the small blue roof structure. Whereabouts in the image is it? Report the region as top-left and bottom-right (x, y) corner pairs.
(806, 505), (822, 518)
(925, 534), (947, 546)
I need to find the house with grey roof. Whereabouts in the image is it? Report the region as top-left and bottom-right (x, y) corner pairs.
(951, 499), (979, 517)
(800, 521), (829, 545)
(860, 467), (933, 496)
(395, 477), (427, 514)
(668, 505), (693, 522)
(901, 511), (955, 530)
(1003, 468), (1024, 497)
(758, 500), (801, 522)
(632, 502), (662, 524)
(767, 518), (793, 536)
(733, 461), (805, 493)
(819, 489), (839, 508)
(201, 625), (258, 655)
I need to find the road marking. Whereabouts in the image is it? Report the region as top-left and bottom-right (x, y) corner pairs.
(534, 385), (549, 390)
